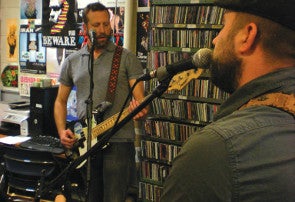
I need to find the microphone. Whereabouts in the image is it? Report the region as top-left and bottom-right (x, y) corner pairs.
(138, 48), (212, 82)
(88, 29), (96, 44)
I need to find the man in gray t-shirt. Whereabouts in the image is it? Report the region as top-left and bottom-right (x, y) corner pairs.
(54, 2), (148, 202)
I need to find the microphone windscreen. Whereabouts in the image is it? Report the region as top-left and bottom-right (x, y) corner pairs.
(192, 48), (212, 69)
(88, 29), (96, 42)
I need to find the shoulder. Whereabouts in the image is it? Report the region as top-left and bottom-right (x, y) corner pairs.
(212, 105), (295, 139)
(105, 42), (136, 58)
(118, 47), (139, 63)
(177, 105), (295, 172)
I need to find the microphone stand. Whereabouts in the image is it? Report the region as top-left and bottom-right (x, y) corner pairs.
(84, 41), (95, 201)
(43, 76), (172, 201)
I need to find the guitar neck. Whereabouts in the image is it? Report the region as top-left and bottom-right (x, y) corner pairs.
(91, 107), (130, 140)
(89, 68), (203, 140)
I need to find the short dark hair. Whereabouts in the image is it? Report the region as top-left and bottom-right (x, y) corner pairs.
(82, 2), (110, 24)
(230, 12), (295, 59)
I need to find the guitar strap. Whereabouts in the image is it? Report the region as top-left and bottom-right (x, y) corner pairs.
(93, 45), (123, 124)
(89, 46), (123, 201)
(239, 92), (295, 116)
(105, 45), (123, 103)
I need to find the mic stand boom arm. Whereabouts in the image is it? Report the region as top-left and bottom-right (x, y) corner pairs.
(69, 76), (172, 171)
(44, 76), (172, 201)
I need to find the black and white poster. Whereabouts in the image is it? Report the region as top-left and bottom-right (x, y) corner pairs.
(42, 0), (78, 48)
(136, 11), (149, 67)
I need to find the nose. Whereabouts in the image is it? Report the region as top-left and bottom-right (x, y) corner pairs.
(96, 25), (106, 34)
(212, 34), (218, 46)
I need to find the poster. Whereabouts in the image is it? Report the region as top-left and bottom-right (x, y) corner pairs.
(19, 74), (46, 96)
(42, 0), (78, 48)
(1, 64), (19, 89)
(19, 0), (43, 33)
(109, 6), (125, 46)
(19, 32), (46, 74)
(19, 0), (45, 74)
(6, 19), (19, 62)
(20, 0), (43, 22)
(138, 0), (150, 7)
(46, 47), (76, 80)
(136, 12), (149, 67)
(46, 47), (65, 79)
(4, 19), (19, 91)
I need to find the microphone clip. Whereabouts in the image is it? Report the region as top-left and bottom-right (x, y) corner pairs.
(88, 30), (96, 46)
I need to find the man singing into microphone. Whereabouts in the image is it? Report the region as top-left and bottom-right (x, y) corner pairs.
(161, 0), (295, 201)
(54, 2), (148, 202)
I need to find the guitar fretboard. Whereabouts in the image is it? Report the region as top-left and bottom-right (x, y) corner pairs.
(91, 107), (130, 139)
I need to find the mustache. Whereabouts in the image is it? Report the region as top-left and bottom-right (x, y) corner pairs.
(90, 34), (111, 39)
(97, 34), (109, 38)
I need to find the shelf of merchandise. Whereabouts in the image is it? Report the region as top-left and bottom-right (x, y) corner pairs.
(138, 1), (227, 201)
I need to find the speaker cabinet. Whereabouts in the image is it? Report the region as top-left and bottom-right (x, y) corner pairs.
(29, 86), (58, 138)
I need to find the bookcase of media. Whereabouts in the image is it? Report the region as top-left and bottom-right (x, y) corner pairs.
(138, 0), (228, 201)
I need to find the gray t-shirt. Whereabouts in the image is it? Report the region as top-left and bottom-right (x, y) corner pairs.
(59, 42), (144, 142)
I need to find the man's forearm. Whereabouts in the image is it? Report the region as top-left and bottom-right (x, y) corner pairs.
(54, 101), (67, 135)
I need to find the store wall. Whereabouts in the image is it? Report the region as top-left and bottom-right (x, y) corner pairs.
(0, 0), (22, 102)
(0, 0), (140, 102)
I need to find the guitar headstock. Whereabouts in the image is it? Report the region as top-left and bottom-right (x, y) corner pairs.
(168, 69), (203, 91)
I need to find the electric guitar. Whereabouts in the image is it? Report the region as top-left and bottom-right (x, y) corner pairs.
(68, 68), (204, 168)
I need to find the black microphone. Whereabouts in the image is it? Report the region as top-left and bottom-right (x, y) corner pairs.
(88, 29), (96, 44)
(138, 48), (212, 82)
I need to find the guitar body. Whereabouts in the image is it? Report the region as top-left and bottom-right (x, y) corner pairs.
(74, 107), (129, 168)
(65, 122), (100, 169)
(67, 102), (111, 168)
(74, 127), (98, 169)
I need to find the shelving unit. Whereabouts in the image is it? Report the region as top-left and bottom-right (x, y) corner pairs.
(138, 1), (227, 201)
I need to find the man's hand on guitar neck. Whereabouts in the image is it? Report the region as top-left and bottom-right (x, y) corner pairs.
(129, 99), (148, 120)
(59, 128), (76, 149)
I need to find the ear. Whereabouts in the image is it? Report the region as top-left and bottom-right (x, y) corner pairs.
(238, 23), (258, 53)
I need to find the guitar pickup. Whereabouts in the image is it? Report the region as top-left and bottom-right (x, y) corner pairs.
(73, 132), (86, 149)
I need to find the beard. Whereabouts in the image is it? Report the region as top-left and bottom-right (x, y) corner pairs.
(210, 43), (242, 94)
(87, 31), (111, 50)
(93, 34), (111, 49)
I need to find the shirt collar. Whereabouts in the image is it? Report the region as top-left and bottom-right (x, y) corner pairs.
(214, 67), (295, 121)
